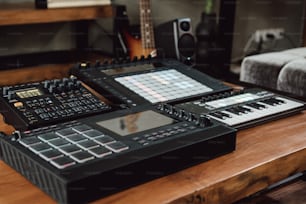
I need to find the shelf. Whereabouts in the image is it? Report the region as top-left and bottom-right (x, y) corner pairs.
(0, 2), (114, 26)
(0, 50), (111, 86)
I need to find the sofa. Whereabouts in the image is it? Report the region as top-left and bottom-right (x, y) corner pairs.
(240, 47), (306, 98)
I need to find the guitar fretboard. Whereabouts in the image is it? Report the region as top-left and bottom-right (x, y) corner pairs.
(139, 0), (155, 49)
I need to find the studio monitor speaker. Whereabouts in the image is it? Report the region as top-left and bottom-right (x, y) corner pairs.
(155, 18), (195, 64)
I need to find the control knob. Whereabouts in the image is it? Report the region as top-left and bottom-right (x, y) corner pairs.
(197, 115), (212, 127)
(2, 86), (10, 96)
(157, 103), (166, 111)
(178, 109), (186, 118)
(7, 91), (16, 100)
(43, 80), (51, 89)
(48, 85), (55, 94)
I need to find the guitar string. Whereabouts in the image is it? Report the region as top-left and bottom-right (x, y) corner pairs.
(140, 0), (155, 49)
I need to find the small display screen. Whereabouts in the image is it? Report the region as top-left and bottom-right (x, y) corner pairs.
(205, 93), (260, 108)
(96, 110), (175, 136)
(16, 88), (43, 98)
(101, 64), (156, 76)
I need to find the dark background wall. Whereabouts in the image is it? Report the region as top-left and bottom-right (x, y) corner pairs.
(0, 0), (305, 64)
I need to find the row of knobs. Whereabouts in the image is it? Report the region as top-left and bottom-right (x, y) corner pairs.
(42, 77), (81, 94)
(200, 90), (244, 103)
(157, 103), (211, 127)
(2, 87), (16, 100)
(78, 55), (153, 69)
(1, 77), (82, 100)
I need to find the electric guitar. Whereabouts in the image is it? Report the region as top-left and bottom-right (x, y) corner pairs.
(123, 0), (157, 59)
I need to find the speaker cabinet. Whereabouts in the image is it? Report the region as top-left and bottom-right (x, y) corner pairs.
(155, 18), (195, 64)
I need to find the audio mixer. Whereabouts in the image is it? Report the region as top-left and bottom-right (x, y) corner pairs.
(70, 57), (232, 107)
(0, 77), (113, 131)
(174, 88), (305, 129)
(0, 105), (236, 203)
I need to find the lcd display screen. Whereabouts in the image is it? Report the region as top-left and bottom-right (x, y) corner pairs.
(16, 88), (43, 98)
(96, 110), (175, 136)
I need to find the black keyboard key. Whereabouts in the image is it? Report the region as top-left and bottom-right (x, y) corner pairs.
(72, 124), (92, 133)
(59, 144), (82, 154)
(50, 156), (76, 169)
(241, 106), (252, 112)
(38, 132), (59, 141)
(220, 111), (232, 118)
(39, 149), (63, 161)
(225, 108), (241, 115)
(261, 99), (276, 106)
(49, 138), (70, 147)
(95, 136), (115, 145)
(246, 102), (265, 110)
(83, 130), (104, 138)
(236, 106), (249, 113)
(19, 137), (41, 147)
(56, 128), (76, 137)
(70, 151), (94, 163)
(30, 143), (52, 153)
(89, 146), (112, 158)
(273, 97), (285, 104)
(209, 112), (225, 119)
(106, 141), (129, 153)
(77, 140), (99, 150)
(66, 134), (88, 143)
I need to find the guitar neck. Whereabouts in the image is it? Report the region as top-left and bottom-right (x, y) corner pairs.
(139, 0), (155, 49)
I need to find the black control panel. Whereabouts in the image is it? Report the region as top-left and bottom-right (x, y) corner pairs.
(0, 105), (236, 203)
(0, 77), (113, 131)
(174, 88), (305, 129)
(70, 57), (232, 107)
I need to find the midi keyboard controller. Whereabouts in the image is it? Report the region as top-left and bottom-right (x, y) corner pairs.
(174, 88), (305, 129)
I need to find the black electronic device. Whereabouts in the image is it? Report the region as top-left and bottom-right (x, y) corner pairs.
(0, 105), (236, 203)
(70, 58), (232, 108)
(174, 88), (306, 129)
(155, 18), (196, 64)
(0, 77), (113, 131)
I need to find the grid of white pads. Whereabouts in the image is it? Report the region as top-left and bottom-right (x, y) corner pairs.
(115, 69), (213, 103)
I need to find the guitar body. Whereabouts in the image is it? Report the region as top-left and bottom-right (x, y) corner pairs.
(123, 30), (156, 59)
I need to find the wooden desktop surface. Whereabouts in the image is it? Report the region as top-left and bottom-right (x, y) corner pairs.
(0, 66), (306, 204)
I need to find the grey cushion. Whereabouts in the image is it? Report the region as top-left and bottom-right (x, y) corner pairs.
(277, 58), (306, 98)
(240, 52), (301, 89)
(282, 47), (306, 57)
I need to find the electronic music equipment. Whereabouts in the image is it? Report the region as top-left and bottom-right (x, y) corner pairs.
(0, 105), (236, 204)
(155, 18), (195, 64)
(0, 77), (113, 131)
(174, 88), (306, 129)
(70, 58), (232, 108)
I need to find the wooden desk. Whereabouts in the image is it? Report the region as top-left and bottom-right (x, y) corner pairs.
(0, 68), (306, 204)
(1, 111), (306, 204)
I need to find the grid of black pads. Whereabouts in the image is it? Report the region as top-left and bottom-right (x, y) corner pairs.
(19, 124), (129, 169)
